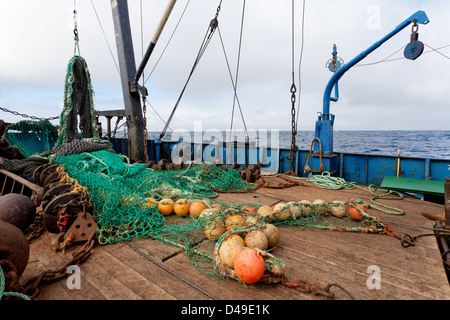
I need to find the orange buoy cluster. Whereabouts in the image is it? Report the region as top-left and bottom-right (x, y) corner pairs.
(189, 204), (282, 284)
(143, 198), (211, 218)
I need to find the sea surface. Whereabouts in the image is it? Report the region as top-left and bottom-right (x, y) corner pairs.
(146, 130), (450, 160)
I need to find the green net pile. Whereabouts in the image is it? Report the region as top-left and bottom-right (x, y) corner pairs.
(53, 148), (257, 244)
(51, 147), (390, 281)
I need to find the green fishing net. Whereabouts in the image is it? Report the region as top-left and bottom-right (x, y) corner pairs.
(3, 120), (58, 158)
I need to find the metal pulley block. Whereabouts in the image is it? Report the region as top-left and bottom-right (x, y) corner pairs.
(60, 211), (97, 245)
(404, 21), (424, 60)
(0, 193), (36, 232)
(41, 183), (73, 210)
(43, 192), (83, 234)
(31, 163), (51, 185)
(39, 164), (59, 187)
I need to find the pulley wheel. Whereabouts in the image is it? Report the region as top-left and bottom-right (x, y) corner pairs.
(404, 40), (424, 60)
(39, 164), (59, 186)
(43, 192), (82, 216)
(42, 212), (61, 234)
(41, 184), (73, 211)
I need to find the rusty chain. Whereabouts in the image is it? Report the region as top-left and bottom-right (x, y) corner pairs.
(282, 278), (336, 299)
(0, 106), (60, 121)
(23, 232), (95, 300)
(259, 272), (354, 299)
(289, 80), (297, 172)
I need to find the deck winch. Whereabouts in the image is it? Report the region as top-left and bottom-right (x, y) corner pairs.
(310, 10), (430, 175)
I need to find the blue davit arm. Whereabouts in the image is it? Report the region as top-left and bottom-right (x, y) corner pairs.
(308, 11), (429, 175)
(321, 10), (430, 120)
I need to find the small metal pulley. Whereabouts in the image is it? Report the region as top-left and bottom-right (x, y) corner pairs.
(327, 44), (344, 73)
(404, 20), (424, 60)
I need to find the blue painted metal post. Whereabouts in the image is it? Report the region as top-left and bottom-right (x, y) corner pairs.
(311, 11), (430, 175)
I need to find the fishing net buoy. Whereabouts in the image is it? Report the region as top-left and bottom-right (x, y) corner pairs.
(273, 202), (290, 221)
(219, 239), (245, 268)
(234, 248), (266, 284)
(299, 200), (312, 216)
(199, 208), (217, 220)
(189, 201), (207, 218)
(145, 197), (157, 208)
(174, 198), (190, 216)
(204, 219), (225, 240)
(227, 234), (245, 246)
(245, 214), (259, 226)
(0, 193), (36, 231)
(273, 202), (286, 211)
(225, 214), (247, 235)
(157, 198), (174, 216)
(312, 199), (327, 215)
(240, 206), (256, 215)
(257, 205), (273, 222)
(347, 203), (367, 221)
(201, 209), (225, 240)
(261, 224), (279, 247)
(223, 207), (239, 220)
(330, 201), (346, 217)
(244, 230), (268, 251)
(211, 204), (223, 212)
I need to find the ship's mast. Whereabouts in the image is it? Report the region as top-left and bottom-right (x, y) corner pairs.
(111, 0), (145, 162)
(110, 0), (176, 163)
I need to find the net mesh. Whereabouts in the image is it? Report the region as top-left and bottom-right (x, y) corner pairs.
(3, 120), (58, 158)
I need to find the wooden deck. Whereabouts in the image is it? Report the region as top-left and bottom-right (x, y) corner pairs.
(22, 177), (450, 301)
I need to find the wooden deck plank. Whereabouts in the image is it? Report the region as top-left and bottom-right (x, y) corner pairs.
(277, 228), (448, 300)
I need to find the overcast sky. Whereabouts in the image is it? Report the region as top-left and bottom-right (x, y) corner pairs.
(0, 0), (449, 134)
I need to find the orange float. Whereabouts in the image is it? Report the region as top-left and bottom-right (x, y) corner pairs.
(227, 234), (245, 246)
(211, 204), (223, 212)
(145, 197), (157, 208)
(233, 248), (266, 284)
(189, 201), (207, 218)
(223, 207), (239, 220)
(225, 214), (247, 235)
(240, 206), (256, 215)
(157, 198), (174, 216)
(174, 199), (190, 216)
(347, 203), (367, 221)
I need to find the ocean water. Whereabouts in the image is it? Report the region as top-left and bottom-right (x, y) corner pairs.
(148, 130), (450, 160)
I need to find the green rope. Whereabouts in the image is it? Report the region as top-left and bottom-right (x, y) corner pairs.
(274, 171), (405, 215)
(0, 265), (30, 301)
